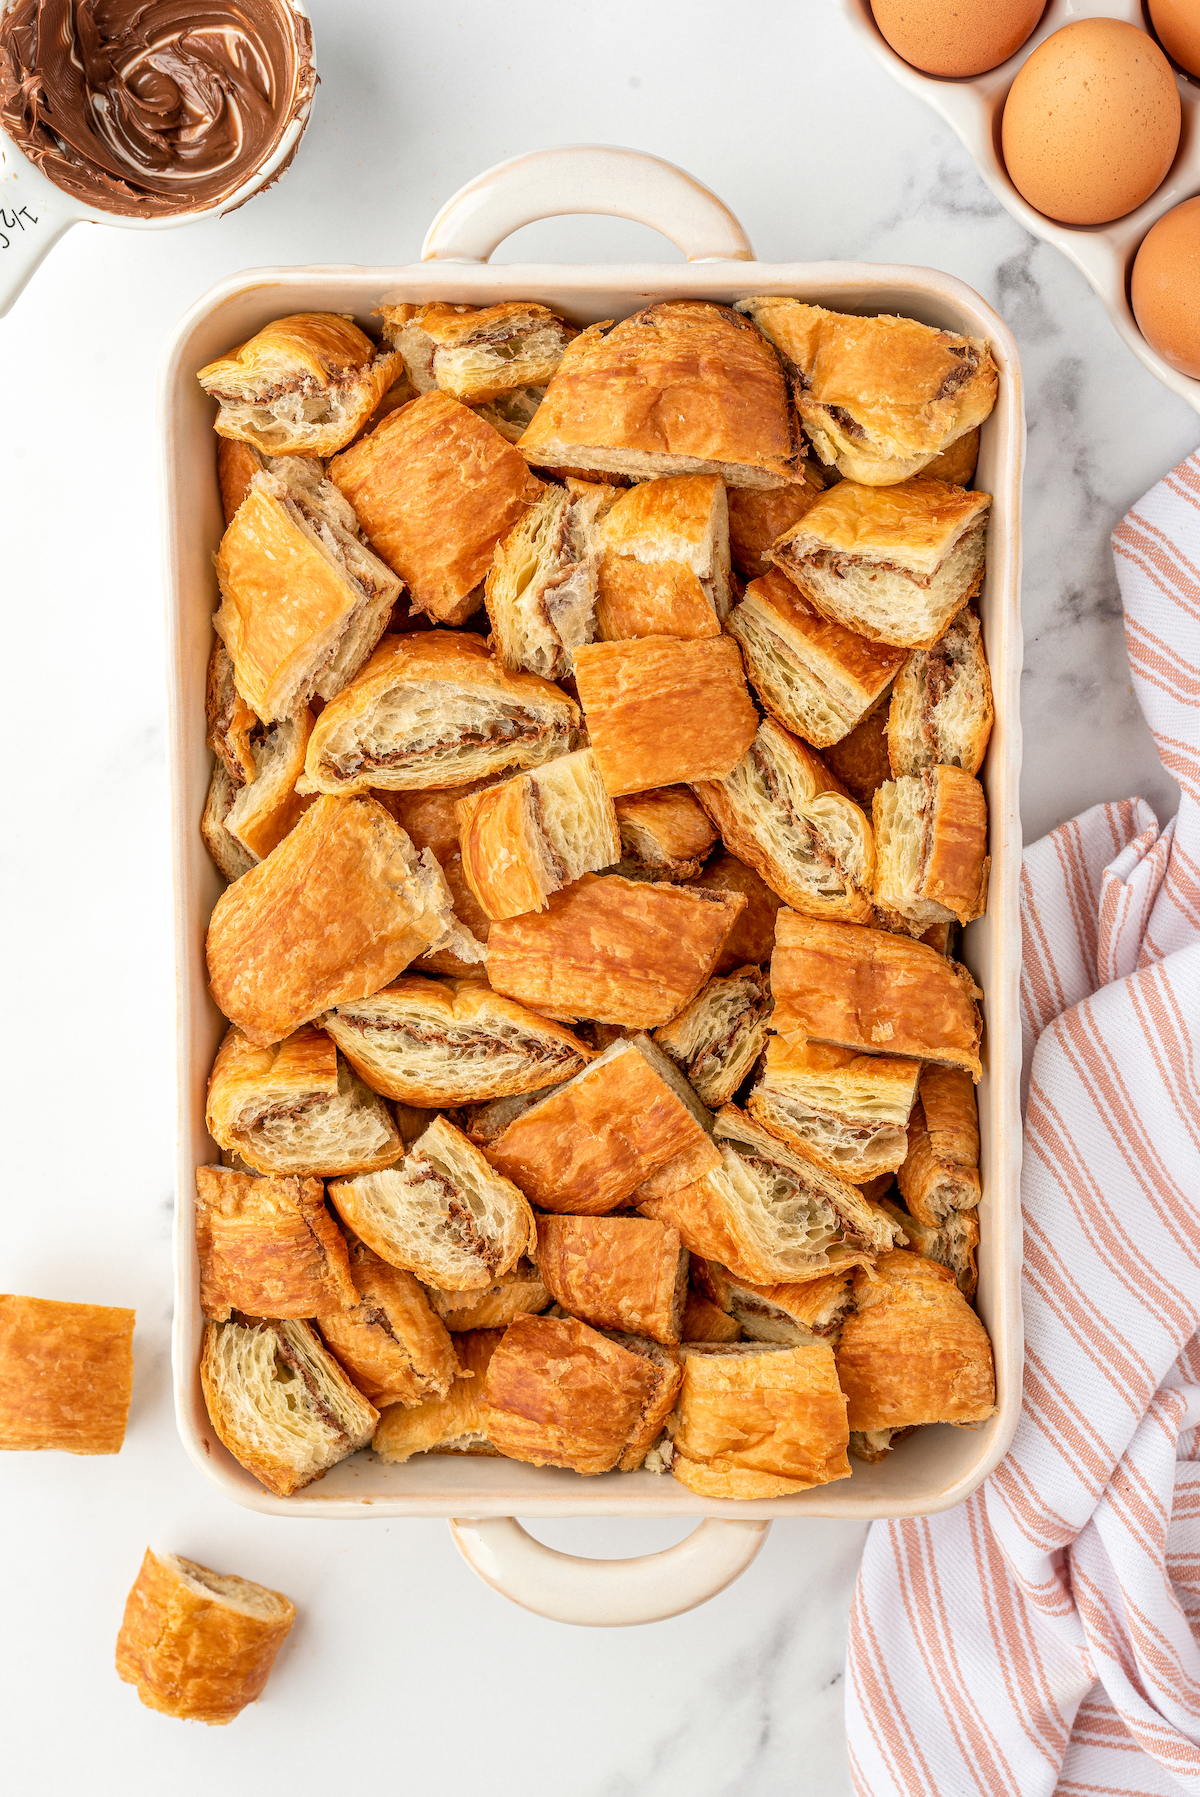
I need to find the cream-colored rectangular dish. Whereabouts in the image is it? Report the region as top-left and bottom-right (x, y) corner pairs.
(161, 148), (1025, 1523)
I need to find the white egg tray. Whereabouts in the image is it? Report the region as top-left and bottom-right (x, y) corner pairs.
(840, 0), (1200, 414)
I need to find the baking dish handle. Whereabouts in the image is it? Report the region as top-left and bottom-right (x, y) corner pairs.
(421, 145), (755, 265)
(449, 1515), (770, 1626)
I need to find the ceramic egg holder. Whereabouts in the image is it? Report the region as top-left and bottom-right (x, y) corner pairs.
(840, 0), (1200, 415)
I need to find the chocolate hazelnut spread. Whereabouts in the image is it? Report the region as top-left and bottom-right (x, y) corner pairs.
(0, 1), (315, 217)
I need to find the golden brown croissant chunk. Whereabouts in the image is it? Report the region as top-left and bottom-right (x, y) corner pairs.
(770, 912), (983, 1078)
(873, 766), (989, 933)
(687, 852), (783, 973)
(323, 975), (591, 1106)
(423, 1259), (550, 1331)
(379, 782), (495, 978)
(747, 1038), (921, 1184)
(301, 631), (578, 796)
(205, 639), (259, 783)
(653, 966), (773, 1108)
(328, 1115), (536, 1291)
(486, 871), (744, 1028)
(694, 1260), (856, 1347)
(198, 312), (404, 458)
(728, 569), (908, 749)
(822, 707), (893, 812)
(693, 718), (876, 924)
(924, 426), (980, 487)
(195, 1166), (356, 1321)
(379, 301), (575, 403)
(206, 796), (480, 1046)
(613, 786), (718, 881)
(881, 1197), (979, 1299)
(670, 1342), (850, 1498)
(202, 763), (259, 883)
(372, 1327), (503, 1463)
(456, 750), (620, 921)
(484, 480), (611, 678)
(897, 1064), (982, 1224)
(214, 463), (400, 721)
(772, 477), (990, 652)
(484, 1036), (712, 1216)
(727, 466), (828, 580)
(835, 1251), (995, 1439)
(595, 474), (732, 641)
(483, 1314), (679, 1475)
(0, 1294), (134, 1454)
(639, 1105), (901, 1287)
(205, 1027), (401, 1177)
(736, 299), (997, 486)
(534, 1214), (689, 1345)
(200, 1317), (378, 1495)
(887, 607), (994, 778)
(680, 1289), (743, 1343)
(573, 635), (759, 796)
(316, 1236), (458, 1408)
(116, 1549), (296, 1724)
(517, 301), (796, 488)
(328, 392), (543, 624)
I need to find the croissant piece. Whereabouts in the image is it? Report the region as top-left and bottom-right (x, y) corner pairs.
(378, 301), (575, 404)
(888, 607), (994, 778)
(205, 1027), (401, 1177)
(517, 301), (796, 489)
(301, 632), (578, 797)
(653, 965), (773, 1108)
(693, 717), (876, 924)
(897, 1064), (982, 1224)
(214, 463), (399, 722)
(115, 1549), (296, 1724)
(198, 312), (404, 458)
(195, 1166), (356, 1320)
(324, 975), (591, 1106)
(200, 1317), (378, 1496)
(328, 392), (543, 624)
(670, 1341), (851, 1498)
(328, 1115), (536, 1291)
(423, 1259), (551, 1332)
(770, 912), (983, 1079)
(737, 299), (997, 486)
(206, 796), (480, 1046)
(874, 765), (989, 934)
(457, 749), (620, 921)
(772, 477), (990, 652)
(613, 786), (717, 881)
(484, 480), (611, 678)
(0, 1294), (134, 1454)
(747, 1037), (921, 1184)
(316, 1236), (458, 1409)
(534, 1214), (689, 1345)
(372, 1327), (503, 1463)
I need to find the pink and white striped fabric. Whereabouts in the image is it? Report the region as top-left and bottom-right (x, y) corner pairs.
(845, 450), (1200, 1796)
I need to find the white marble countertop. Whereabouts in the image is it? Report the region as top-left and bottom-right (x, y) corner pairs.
(2, 1), (1196, 1790)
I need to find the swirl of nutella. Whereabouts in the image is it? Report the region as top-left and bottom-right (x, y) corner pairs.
(0, 0), (315, 217)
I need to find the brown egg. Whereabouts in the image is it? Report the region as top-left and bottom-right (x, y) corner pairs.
(1148, 0), (1200, 79)
(1132, 197), (1200, 379)
(870, 0), (1045, 77)
(1001, 18), (1181, 225)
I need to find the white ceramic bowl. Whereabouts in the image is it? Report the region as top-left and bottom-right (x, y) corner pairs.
(840, 0), (1200, 413)
(0, 0), (316, 319)
(160, 144), (1026, 1625)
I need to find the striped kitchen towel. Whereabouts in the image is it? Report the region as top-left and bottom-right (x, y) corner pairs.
(845, 450), (1200, 1796)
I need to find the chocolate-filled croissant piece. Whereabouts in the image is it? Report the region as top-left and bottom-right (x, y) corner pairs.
(116, 1549), (296, 1724)
(205, 1027), (401, 1177)
(301, 632), (578, 797)
(693, 718), (876, 924)
(200, 1317), (378, 1496)
(323, 975), (591, 1106)
(534, 1214), (689, 1345)
(214, 463), (399, 722)
(198, 312), (404, 457)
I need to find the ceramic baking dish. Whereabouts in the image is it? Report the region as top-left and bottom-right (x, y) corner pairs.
(160, 146), (1025, 1622)
(840, 0), (1200, 415)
